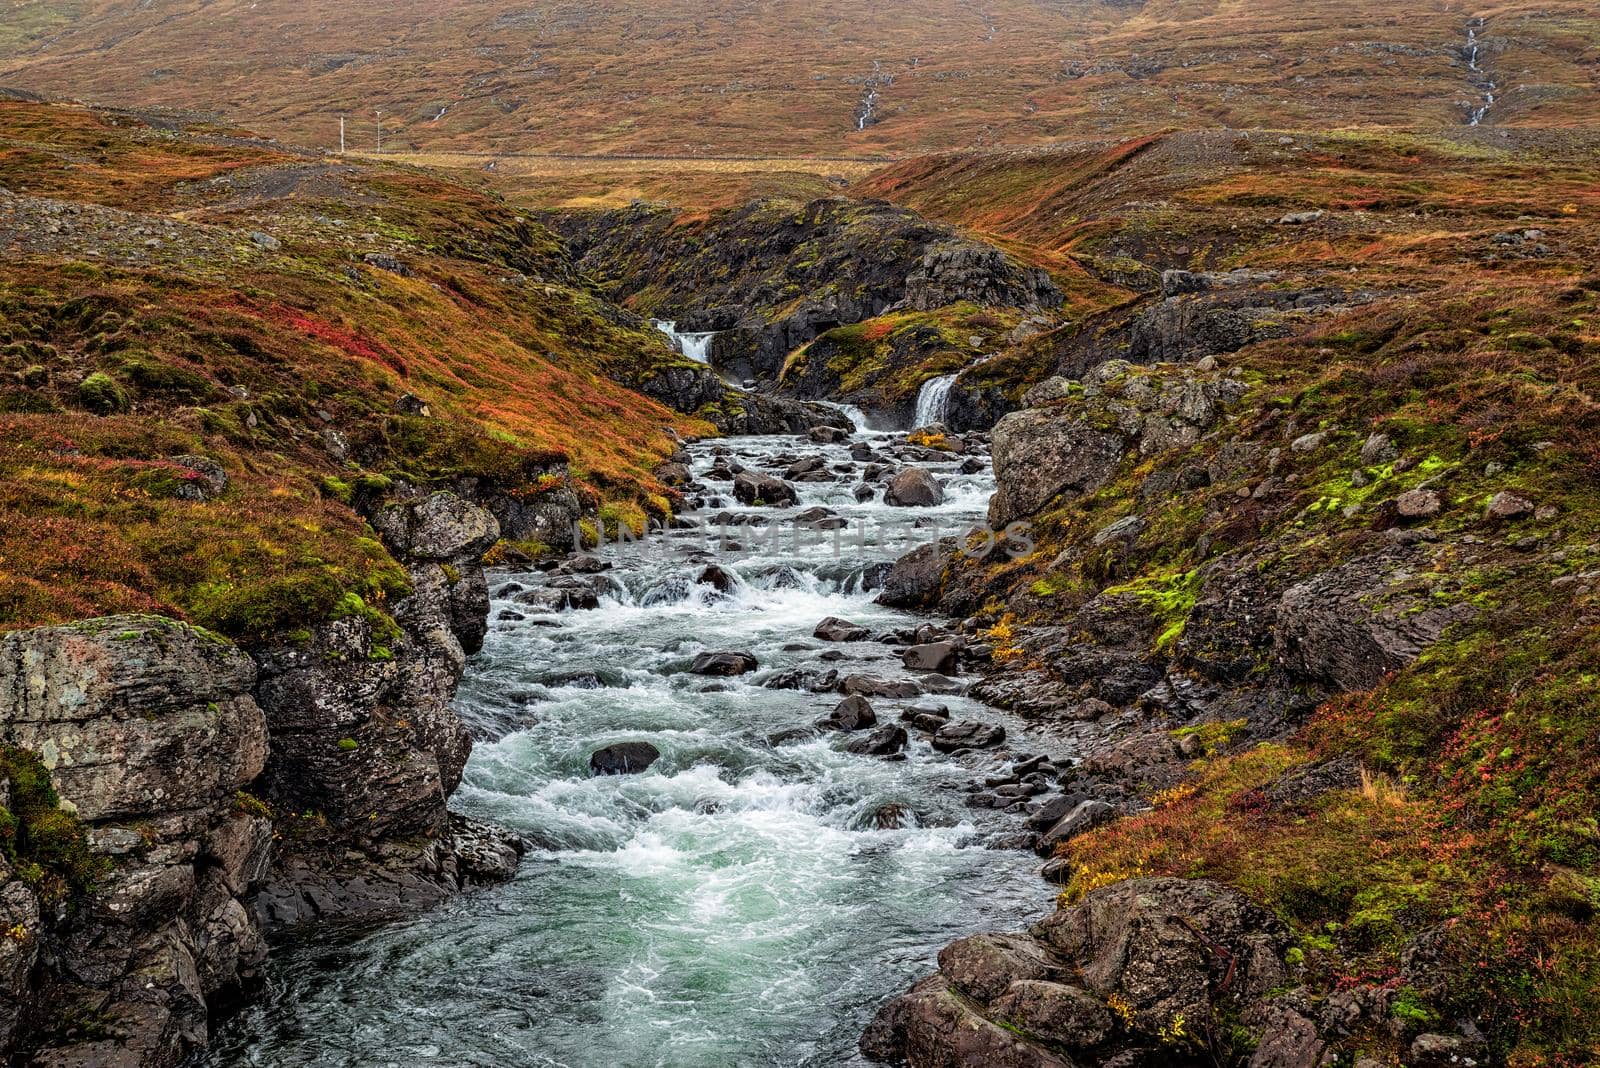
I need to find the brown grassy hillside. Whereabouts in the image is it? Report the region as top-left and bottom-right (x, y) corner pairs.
(2, 0), (1597, 159)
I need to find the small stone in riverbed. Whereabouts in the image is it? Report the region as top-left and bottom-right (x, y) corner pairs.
(814, 616), (871, 642)
(589, 742), (661, 776)
(690, 651), (758, 676)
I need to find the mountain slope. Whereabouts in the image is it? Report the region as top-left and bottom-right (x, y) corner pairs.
(2, 0), (1597, 158)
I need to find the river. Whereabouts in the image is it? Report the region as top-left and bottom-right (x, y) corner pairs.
(201, 423), (1055, 1067)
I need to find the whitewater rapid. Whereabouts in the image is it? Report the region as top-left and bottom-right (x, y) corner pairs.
(202, 427), (1052, 1066)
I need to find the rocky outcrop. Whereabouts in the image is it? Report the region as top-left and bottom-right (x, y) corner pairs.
(0, 481), (523, 1063)
(0, 617), (272, 1066)
(546, 198), (1061, 385)
(250, 487), (519, 925)
(863, 878), (1294, 1066)
(990, 360), (1245, 527)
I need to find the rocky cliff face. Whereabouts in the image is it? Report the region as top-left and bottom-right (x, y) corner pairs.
(0, 617), (271, 1066)
(0, 488), (518, 1064)
(547, 197), (1062, 385)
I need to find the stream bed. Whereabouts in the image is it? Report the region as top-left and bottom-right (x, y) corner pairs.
(202, 425), (1055, 1067)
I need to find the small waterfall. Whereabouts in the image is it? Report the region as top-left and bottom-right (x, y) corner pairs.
(1463, 18), (1496, 127)
(651, 320), (716, 364)
(822, 401), (873, 434)
(913, 375), (956, 429)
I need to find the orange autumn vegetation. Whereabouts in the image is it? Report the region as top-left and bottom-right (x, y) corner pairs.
(0, 100), (711, 636)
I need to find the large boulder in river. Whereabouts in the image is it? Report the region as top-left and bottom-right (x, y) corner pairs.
(734, 471), (799, 507)
(902, 641), (959, 675)
(877, 540), (953, 609)
(817, 695), (878, 731)
(589, 742), (662, 776)
(883, 467), (945, 507)
(931, 720), (1005, 752)
(988, 409), (1125, 528)
(690, 651), (759, 676)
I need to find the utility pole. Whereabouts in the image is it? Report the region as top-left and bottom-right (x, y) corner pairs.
(339, 115), (345, 154)
(374, 109), (382, 153)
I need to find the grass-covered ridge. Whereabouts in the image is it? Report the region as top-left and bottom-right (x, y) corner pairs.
(0, 99), (712, 637)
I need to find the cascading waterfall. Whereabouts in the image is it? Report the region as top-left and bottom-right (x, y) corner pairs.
(1464, 18), (1496, 127)
(913, 374), (956, 429)
(201, 421), (1049, 1068)
(651, 319), (716, 364)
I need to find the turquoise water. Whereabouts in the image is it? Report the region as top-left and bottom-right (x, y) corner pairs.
(203, 431), (1053, 1067)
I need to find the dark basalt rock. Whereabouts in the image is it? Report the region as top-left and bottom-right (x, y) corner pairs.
(877, 540), (954, 609)
(589, 741), (662, 776)
(883, 467), (944, 507)
(733, 471), (799, 507)
(845, 725), (908, 756)
(817, 695), (877, 731)
(931, 720), (1006, 752)
(902, 641), (959, 675)
(690, 651), (759, 676)
(815, 616), (872, 642)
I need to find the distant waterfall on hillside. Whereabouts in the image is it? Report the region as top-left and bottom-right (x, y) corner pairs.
(1464, 18), (1496, 126)
(913, 375), (956, 428)
(651, 320), (716, 363)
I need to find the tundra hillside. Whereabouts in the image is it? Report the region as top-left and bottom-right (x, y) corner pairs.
(3, 0), (1599, 156)
(844, 130), (1600, 1065)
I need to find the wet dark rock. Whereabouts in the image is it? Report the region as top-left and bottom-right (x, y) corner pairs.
(845, 725), (909, 756)
(696, 564), (740, 594)
(809, 425), (851, 444)
(883, 467), (945, 507)
(902, 641), (959, 675)
(818, 695), (878, 731)
(872, 803), (913, 829)
(795, 506), (848, 529)
(1033, 800), (1116, 855)
(877, 541), (953, 609)
(733, 471), (799, 507)
(690, 651), (759, 676)
(815, 616), (872, 642)
(763, 668), (840, 692)
(931, 721), (1006, 752)
(589, 742), (662, 776)
(841, 675), (923, 699)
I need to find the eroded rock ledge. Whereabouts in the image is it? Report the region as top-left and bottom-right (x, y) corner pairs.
(0, 487), (518, 1065)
